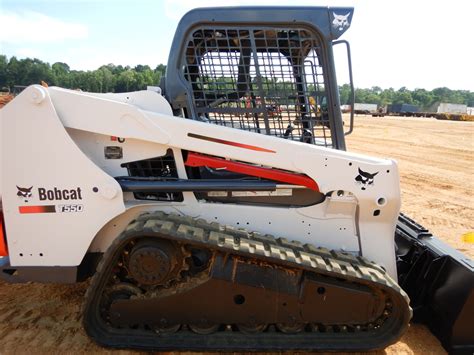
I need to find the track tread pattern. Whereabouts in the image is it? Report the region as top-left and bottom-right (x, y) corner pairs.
(133, 212), (404, 291)
(83, 211), (411, 351)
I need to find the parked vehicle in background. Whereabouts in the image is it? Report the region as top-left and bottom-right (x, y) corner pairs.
(437, 103), (467, 114)
(387, 104), (419, 116)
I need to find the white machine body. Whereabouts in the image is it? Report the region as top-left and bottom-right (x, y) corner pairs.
(0, 85), (401, 278)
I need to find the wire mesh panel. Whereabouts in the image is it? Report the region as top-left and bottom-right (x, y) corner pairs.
(121, 150), (183, 201)
(182, 26), (333, 147)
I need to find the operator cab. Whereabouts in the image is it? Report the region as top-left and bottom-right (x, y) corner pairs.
(164, 7), (354, 150)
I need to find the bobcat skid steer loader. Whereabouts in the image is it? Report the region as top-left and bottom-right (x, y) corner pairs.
(0, 6), (472, 354)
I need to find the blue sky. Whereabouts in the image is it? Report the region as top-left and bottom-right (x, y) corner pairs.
(1, 0), (473, 90)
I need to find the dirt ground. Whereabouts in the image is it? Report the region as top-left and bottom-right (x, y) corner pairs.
(1, 115), (472, 354)
(346, 115), (473, 259)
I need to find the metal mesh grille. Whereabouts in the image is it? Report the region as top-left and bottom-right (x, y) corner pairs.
(121, 151), (183, 202)
(121, 154), (178, 178)
(183, 27), (332, 147)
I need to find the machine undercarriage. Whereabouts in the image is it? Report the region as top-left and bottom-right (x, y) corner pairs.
(83, 212), (411, 351)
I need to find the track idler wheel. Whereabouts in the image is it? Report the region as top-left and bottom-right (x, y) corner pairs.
(128, 239), (187, 286)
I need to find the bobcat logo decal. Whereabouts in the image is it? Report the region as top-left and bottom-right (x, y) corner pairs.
(17, 186), (33, 202)
(355, 168), (378, 190)
(332, 12), (351, 31)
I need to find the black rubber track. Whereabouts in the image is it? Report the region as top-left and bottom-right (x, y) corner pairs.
(83, 212), (412, 351)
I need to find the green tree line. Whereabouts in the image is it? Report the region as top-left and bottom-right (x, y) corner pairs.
(1, 55), (472, 110)
(339, 84), (474, 110)
(0, 55), (166, 93)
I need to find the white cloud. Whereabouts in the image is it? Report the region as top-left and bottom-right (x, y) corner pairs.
(15, 47), (43, 58)
(0, 11), (88, 44)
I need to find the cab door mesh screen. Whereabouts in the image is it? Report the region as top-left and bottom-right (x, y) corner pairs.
(183, 27), (332, 147)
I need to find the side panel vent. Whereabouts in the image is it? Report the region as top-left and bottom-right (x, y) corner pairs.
(121, 150), (183, 202)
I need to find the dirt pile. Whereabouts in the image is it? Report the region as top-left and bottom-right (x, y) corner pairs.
(0, 93), (14, 108)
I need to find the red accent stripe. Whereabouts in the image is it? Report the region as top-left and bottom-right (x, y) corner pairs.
(0, 212), (8, 257)
(185, 152), (319, 191)
(19, 205), (56, 214)
(188, 133), (276, 153)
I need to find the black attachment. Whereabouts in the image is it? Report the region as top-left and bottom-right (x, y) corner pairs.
(396, 213), (474, 354)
